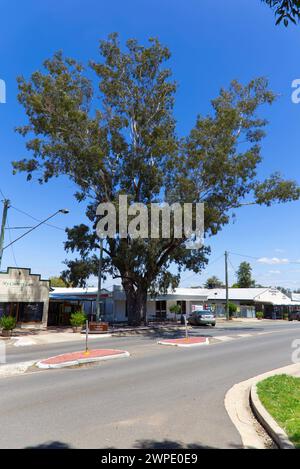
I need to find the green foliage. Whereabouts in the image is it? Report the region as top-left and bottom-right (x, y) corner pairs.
(276, 286), (292, 298)
(204, 276), (224, 289)
(0, 315), (17, 330)
(169, 304), (181, 314)
(235, 262), (255, 288)
(228, 302), (237, 318)
(13, 34), (300, 325)
(69, 311), (86, 328)
(262, 0), (300, 26)
(257, 375), (300, 448)
(256, 311), (264, 319)
(49, 276), (70, 287)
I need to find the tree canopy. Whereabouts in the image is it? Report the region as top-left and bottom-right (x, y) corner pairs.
(13, 34), (300, 324)
(49, 276), (71, 288)
(204, 276), (224, 289)
(262, 0), (300, 26)
(235, 262), (256, 288)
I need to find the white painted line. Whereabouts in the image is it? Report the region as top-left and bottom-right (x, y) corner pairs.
(87, 334), (112, 339)
(0, 361), (35, 378)
(215, 336), (235, 342)
(257, 331), (273, 336)
(236, 334), (253, 338)
(13, 338), (37, 347)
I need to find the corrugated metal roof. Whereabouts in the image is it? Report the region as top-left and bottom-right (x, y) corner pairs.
(206, 288), (268, 301)
(49, 285), (293, 305)
(50, 287), (110, 300)
(292, 293), (300, 303)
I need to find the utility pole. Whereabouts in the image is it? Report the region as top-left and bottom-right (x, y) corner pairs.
(0, 199), (10, 270)
(225, 250), (229, 320)
(96, 238), (103, 323)
(0, 206), (68, 271)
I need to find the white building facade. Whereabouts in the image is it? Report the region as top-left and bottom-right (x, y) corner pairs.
(0, 267), (50, 328)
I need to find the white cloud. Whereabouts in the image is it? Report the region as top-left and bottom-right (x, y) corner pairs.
(257, 257), (289, 265)
(268, 270), (281, 275)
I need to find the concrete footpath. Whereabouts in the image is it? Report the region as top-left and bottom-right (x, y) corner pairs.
(0, 324), (192, 347)
(0, 319), (287, 348)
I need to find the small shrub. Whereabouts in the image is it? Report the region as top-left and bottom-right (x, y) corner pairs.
(169, 304), (181, 320)
(70, 311), (86, 328)
(0, 315), (17, 330)
(256, 311), (264, 320)
(228, 302), (237, 318)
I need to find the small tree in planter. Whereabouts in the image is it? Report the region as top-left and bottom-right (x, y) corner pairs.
(0, 315), (17, 337)
(256, 311), (264, 320)
(228, 302), (237, 319)
(70, 311), (86, 332)
(169, 304), (181, 322)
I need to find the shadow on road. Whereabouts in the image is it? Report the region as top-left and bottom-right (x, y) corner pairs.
(25, 441), (73, 449)
(24, 439), (241, 449)
(133, 438), (241, 449)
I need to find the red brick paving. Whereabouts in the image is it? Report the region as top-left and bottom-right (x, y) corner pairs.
(160, 337), (207, 345)
(40, 349), (126, 365)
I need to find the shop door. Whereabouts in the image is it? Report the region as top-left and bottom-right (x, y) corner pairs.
(9, 303), (19, 321)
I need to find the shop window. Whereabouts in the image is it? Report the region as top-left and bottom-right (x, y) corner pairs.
(156, 301), (166, 319)
(18, 303), (44, 322)
(0, 303), (9, 318)
(177, 301), (186, 314)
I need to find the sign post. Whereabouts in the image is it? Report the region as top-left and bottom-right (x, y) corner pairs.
(85, 320), (89, 355)
(184, 314), (188, 341)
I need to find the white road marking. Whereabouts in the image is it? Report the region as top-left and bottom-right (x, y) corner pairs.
(216, 336), (235, 342)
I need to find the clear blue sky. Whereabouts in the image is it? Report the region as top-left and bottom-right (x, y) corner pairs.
(0, 0), (300, 289)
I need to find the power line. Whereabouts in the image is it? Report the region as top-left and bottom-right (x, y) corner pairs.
(0, 188), (6, 200)
(229, 250), (300, 265)
(228, 256), (237, 273)
(6, 213), (18, 268)
(181, 253), (224, 285)
(10, 205), (66, 231)
(6, 226), (34, 230)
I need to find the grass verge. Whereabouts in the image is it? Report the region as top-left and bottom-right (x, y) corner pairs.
(257, 374), (300, 448)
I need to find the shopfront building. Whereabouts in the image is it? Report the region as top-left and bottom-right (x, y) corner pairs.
(0, 267), (50, 328)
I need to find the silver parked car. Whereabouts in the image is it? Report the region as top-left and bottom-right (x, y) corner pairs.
(188, 309), (216, 327)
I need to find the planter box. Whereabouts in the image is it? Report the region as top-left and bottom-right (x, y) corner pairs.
(89, 322), (109, 333)
(1, 329), (12, 337)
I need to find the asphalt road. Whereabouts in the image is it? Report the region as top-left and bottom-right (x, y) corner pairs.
(0, 322), (299, 449)
(4, 320), (298, 365)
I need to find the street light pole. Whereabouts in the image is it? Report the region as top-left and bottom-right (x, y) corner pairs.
(96, 238), (103, 323)
(0, 208), (69, 269)
(0, 199), (10, 269)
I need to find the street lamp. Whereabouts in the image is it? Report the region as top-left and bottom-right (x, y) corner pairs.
(0, 208), (69, 269)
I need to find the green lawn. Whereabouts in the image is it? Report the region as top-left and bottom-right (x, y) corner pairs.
(257, 374), (300, 448)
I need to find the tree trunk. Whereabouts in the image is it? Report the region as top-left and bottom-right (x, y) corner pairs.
(123, 281), (148, 326)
